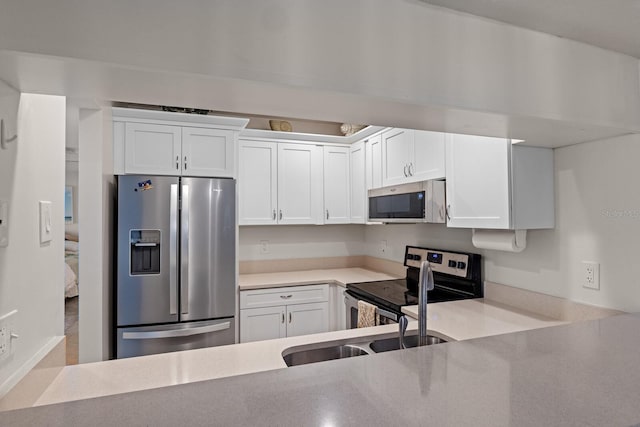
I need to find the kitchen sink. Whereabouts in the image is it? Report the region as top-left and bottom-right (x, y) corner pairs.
(282, 333), (449, 367)
(369, 334), (447, 353)
(283, 344), (370, 367)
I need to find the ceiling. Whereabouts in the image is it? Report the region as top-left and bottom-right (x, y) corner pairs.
(421, 0), (640, 59)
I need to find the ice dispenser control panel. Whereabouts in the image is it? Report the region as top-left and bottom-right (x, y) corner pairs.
(130, 230), (161, 275)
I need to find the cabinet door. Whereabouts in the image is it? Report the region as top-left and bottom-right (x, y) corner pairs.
(382, 128), (412, 186)
(277, 143), (323, 224)
(366, 134), (383, 190)
(124, 123), (182, 175)
(238, 141), (278, 225)
(323, 146), (350, 224)
(349, 141), (366, 224)
(286, 302), (329, 338)
(445, 134), (511, 229)
(182, 127), (235, 177)
(411, 130), (446, 181)
(240, 306), (286, 343)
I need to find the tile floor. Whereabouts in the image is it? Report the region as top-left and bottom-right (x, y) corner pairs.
(64, 297), (79, 365)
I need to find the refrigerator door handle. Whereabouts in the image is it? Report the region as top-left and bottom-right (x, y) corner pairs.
(121, 321), (231, 340)
(181, 183), (190, 314)
(169, 184), (178, 315)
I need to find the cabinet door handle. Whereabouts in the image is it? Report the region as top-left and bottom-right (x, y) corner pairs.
(326, 210), (329, 220)
(289, 312), (292, 323)
(446, 204), (451, 221)
(403, 164), (408, 177)
(273, 209), (277, 220)
(282, 312), (285, 324)
(280, 294), (293, 299)
(408, 162), (414, 176)
(184, 156), (188, 170)
(279, 210), (283, 220)
(176, 155), (180, 170)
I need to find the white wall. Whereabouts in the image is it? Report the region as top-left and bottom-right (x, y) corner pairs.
(239, 225), (365, 261)
(0, 93), (66, 396)
(78, 108), (113, 363)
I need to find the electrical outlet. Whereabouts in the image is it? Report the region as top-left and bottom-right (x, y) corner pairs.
(582, 261), (600, 290)
(0, 310), (17, 361)
(259, 240), (269, 254)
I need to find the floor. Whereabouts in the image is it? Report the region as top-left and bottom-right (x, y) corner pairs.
(64, 297), (79, 365)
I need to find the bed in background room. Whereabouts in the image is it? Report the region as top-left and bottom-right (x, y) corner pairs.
(65, 224), (79, 298)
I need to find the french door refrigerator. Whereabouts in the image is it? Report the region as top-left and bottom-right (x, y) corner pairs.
(116, 175), (236, 359)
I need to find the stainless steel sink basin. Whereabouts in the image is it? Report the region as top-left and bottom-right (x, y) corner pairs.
(283, 334), (449, 367)
(283, 344), (370, 367)
(369, 335), (447, 353)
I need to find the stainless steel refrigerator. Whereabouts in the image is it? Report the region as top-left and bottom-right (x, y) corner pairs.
(116, 175), (236, 359)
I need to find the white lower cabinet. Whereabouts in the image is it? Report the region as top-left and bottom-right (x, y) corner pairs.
(239, 284), (330, 343)
(240, 306), (287, 342)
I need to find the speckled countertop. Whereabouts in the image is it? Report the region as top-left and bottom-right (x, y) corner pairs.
(26, 299), (563, 407)
(4, 313), (640, 426)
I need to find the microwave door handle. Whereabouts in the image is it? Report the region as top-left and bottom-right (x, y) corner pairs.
(181, 184), (190, 315)
(169, 184), (178, 315)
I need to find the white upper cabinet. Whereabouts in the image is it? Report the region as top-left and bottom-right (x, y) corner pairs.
(381, 128), (445, 186)
(366, 134), (383, 190)
(113, 107), (248, 177)
(181, 127), (235, 177)
(238, 140), (324, 225)
(277, 143), (323, 225)
(238, 141), (278, 225)
(382, 128), (412, 186)
(124, 123), (182, 175)
(412, 130), (446, 182)
(349, 141), (366, 223)
(445, 134), (554, 230)
(323, 146), (351, 224)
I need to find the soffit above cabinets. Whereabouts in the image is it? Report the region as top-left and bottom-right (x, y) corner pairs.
(420, 0), (640, 60)
(0, 51), (634, 149)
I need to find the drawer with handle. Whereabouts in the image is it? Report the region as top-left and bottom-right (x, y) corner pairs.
(240, 284), (329, 309)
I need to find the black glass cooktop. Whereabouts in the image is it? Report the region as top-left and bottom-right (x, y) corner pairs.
(346, 279), (472, 314)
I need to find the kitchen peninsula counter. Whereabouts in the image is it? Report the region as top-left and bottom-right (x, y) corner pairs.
(4, 313), (640, 426)
(15, 299), (564, 408)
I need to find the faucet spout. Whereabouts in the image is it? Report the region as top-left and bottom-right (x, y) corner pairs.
(418, 260), (434, 346)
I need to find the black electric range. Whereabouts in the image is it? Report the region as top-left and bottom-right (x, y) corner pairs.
(346, 246), (482, 320)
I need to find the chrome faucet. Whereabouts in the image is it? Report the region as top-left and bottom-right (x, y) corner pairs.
(399, 260), (434, 348)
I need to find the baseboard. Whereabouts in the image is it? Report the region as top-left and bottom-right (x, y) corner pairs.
(0, 336), (65, 411)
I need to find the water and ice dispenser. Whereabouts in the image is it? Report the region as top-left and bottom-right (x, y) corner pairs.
(130, 230), (161, 275)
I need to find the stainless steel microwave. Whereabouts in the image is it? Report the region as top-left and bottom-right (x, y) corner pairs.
(368, 180), (446, 223)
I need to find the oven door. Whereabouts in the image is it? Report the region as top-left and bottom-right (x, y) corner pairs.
(344, 290), (400, 329)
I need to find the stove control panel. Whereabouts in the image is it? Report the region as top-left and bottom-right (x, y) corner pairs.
(405, 247), (469, 278)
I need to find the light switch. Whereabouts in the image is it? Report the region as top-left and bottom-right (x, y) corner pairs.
(0, 200), (8, 247)
(39, 201), (53, 244)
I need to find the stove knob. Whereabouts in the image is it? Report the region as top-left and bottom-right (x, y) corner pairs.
(457, 261), (466, 269)
(407, 254), (414, 260)
(448, 260), (457, 268)
(414, 255), (421, 261)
